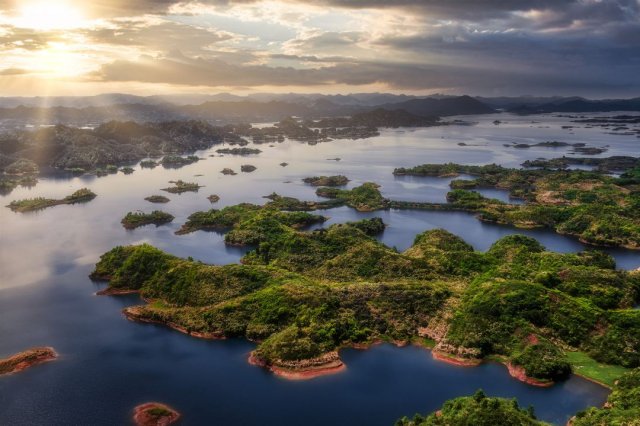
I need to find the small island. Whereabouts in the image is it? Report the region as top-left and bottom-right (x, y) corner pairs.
(160, 155), (200, 168)
(120, 167), (135, 174)
(302, 175), (349, 186)
(207, 194), (220, 203)
(133, 402), (180, 426)
(0, 347), (57, 375)
(161, 180), (203, 194)
(241, 164), (257, 173)
(145, 195), (170, 203)
(121, 211), (175, 230)
(7, 188), (97, 212)
(221, 168), (237, 175)
(216, 147), (262, 155)
(392, 161), (640, 249)
(140, 160), (158, 169)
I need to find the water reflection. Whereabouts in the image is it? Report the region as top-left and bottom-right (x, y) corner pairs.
(1, 112), (637, 425)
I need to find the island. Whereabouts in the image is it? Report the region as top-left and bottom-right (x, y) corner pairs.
(302, 175), (349, 186)
(221, 168), (237, 175)
(140, 160), (159, 169)
(392, 161), (640, 249)
(7, 188), (97, 212)
(396, 390), (546, 425)
(241, 164), (257, 173)
(133, 403), (180, 426)
(0, 159), (39, 194)
(144, 195), (170, 203)
(397, 367), (640, 425)
(175, 202), (327, 236)
(0, 347), (57, 375)
(315, 182), (387, 211)
(207, 194), (220, 203)
(161, 180), (203, 194)
(160, 155), (200, 168)
(121, 211), (175, 230)
(216, 148), (261, 155)
(91, 207), (639, 385)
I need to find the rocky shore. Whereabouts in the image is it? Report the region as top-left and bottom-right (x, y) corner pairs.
(0, 347), (57, 375)
(133, 402), (180, 426)
(248, 351), (345, 380)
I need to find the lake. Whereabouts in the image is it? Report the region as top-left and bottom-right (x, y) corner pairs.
(0, 112), (637, 425)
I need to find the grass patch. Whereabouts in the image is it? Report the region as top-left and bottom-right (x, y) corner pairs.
(566, 351), (629, 387)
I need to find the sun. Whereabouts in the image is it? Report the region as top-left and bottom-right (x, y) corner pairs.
(15, 1), (86, 31)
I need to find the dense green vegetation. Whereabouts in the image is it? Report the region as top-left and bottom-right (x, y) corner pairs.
(140, 160), (158, 169)
(7, 188), (96, 212)
(94, 205), (640, 385)
(316, 182), (389, 211)
(121, 211), (175, 230)
(395, 390), (546, 426)
(302, 175), (349, 186)
(161, 180), (203, 194)
(176, 203), (327, 237)
(571, 368), (640, 425)
(145, 195), (170, 203)
(160, 155), (200, 168)
(392, 162), (640, 249)
(216, 148), (261, 155)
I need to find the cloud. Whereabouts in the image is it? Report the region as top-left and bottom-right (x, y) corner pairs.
(1, 0), (639, 96)
(0, 66), (27, 75)
(92, 52), (640, 96)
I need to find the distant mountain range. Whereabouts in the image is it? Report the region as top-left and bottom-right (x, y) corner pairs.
(0, 93), (638, 125)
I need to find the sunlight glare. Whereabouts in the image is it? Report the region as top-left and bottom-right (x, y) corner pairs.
(16, 1), (86, 30)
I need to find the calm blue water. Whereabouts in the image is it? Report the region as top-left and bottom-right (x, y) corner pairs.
(1, 112), (637, 425)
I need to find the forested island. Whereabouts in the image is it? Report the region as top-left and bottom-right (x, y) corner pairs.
(91, 193), (639, 390)
(0, 110), (450, 194)
(161, 180), (203, 194)
(6, 188), (96, 212)
(121, 211), (175, 230)
(396, 367), (640, 425)
(392, 160), (640, 250)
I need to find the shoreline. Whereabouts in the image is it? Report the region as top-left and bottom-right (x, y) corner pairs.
(123, 307), (226, 340)
(117, 302), (610, 389)
(0, 347), (57, 376)
(431, 350), (483, 367)
(248, 351), (345, 380)
(133, 402), (180, 426)
(505, 363), (554, 387)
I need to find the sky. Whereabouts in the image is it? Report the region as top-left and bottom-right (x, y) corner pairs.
(0, 0), (638, 97)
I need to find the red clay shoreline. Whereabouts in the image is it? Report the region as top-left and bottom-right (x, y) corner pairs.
(0, 347), (57, 376)
(248, 351), (345, 380)
(106, 294), (593, 387)
(133, 402), (180, 426)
